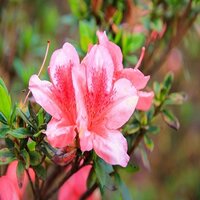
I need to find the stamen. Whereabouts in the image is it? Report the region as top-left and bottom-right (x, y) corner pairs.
(23, 41), (50, 106)
(135, 47), (145, 69)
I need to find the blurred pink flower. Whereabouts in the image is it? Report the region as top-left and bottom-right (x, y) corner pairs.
(0, 176), (19, 200)
(0, 161), (35, 200)
(58, 166), (100, 200)
(97, 31), (154, 111)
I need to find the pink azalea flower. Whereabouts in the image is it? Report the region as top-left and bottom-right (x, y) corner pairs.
(97, 31), (154, 111)
(29, 31), (153, 167)
(58, 166), (100, 200)
(29, 43), (80, 148)
(0, 161), (35, 200)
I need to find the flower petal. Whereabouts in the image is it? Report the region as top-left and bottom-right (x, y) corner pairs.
(93, 128), (129, 167)
(136, 91), (154, 111)
(0, 176), (20, 200)
(119, 68), (150, 90)
(49, 42), (79, 86)
(105, 78), (138, 130)
(97, 31), (123, 71)
(82, 44), (114, 93)
(29, 75), (61, 119)
(45, 118), (76, 148)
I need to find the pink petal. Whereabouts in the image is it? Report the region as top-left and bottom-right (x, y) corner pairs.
(29, 75), (61, 119)
(105, 78), (138, 130)
(81, 44), (114, 93)
(49, 42), (79, 86)
(93, 128), (129, 167)
(45, 118), (76, 148)
(58, 166), (99, 200)
(79, 130), (94, 152)
(136, 91), (154, 111)
(119, 68), (150, 90)
(97, 31), (123, 71)
(0, 176), (19, 200)
(6, 161), (35, 199)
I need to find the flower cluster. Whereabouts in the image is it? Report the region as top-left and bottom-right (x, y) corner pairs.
(29, 31), (153, 167)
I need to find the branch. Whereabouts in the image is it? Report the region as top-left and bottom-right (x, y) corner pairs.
(79, 183), (98, 200)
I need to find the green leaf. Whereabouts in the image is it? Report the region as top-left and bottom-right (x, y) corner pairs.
(124, 164), (139, 173)
(79, 20), (97, 52)
(17, 108), (34, 129)
(33, 165), (47, 181)
(94, 157), (113, 189)
(16, 160), (25, 188)
(162, 109), (180, 130)
(8, 128), (32, 139)
(29, 151), (42, 166)
(114, 173), (132, 200)
(153, 81), (160, 96)
(127, 123), (140, 134)
(21, 149), (30, 169)
(0, 148), (15, 165)
(5, 138), (15, 149)
(87, 167), (97, 189)
(68, 0), (87, 18)
(0, 112), (8, 125)
(0, 81), (12, 121)
(147, 125), (160, 134)
(144, 135), (154, 152)
(0, 126), (10, 138)
(163, 72), (174, 94)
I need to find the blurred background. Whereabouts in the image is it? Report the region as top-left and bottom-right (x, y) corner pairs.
(0, 0), (200, 199)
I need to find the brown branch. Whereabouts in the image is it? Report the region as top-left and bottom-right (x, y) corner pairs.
(79, 183), (98, 200)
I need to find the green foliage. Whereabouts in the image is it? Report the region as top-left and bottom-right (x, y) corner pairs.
(0, 148), (15, 165)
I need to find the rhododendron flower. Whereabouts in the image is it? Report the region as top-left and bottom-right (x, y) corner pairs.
(97, 31), (154, 111)
(0, 161), (35, 200)
(29, 43), (79, 147)
(29, 31), (153, 167)
(58, 166), (100, 200)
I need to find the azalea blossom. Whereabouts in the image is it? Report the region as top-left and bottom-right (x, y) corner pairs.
(0, 161), (35, 200)
(58, 166), (100, 200)
(97, 31), (154, 111)
(29, 31), (153, 167)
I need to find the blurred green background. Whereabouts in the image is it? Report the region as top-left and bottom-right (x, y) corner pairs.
(0, 0), (200, 199)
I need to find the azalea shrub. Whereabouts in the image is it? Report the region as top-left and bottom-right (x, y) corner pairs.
(0, 0), (199, 200)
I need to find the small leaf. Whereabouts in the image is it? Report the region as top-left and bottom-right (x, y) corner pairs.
(124, 164), (139, 173)
(29, 151), (42, 166)
(94, 157), (113, 188)
(0, 126), (10, 138)
(144, 135), (154, 152)
(0, 148), (15, 165)
(8, 128), (32, 139)
(163, 72), (174, 93)
(114, 173), (132, 200)
(147, 125), (160, 134)
(20, 149), (30, 169)
(17, 161), (25, 188)
(127, 123), (140, 134)
(87, 167), (97, 189)
(153, 81), (160, 97)
(140, 148), (150, 170)
(33, 165), (47, 181)
(5, 138), (15, 149)
(0, 80), (12, 120)
(162, 109), (180, 130)
(0, 112), (7, 125)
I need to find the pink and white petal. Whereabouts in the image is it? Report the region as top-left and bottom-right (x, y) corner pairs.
(82, 45), (114, 93)
(72, 65), (88, 130)
(105, 78), (138, 130)
(29, 75), (61, 119)
(48, 42), (79, 87)
(45, 118), (76, 148)
(119, 68), (150, 90)
(97, 31), (123, 71)
(79, 130), (94, 152)
(93, 128), (129, 167)
(136, 91), (154, 111)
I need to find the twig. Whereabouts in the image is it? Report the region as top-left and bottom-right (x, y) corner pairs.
(25, 169), (36, 199)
